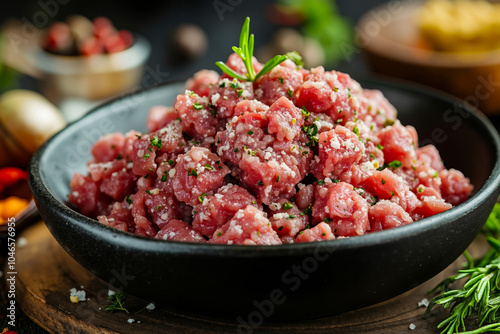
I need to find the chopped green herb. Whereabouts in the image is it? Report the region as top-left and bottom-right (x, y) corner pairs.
(301, 106), (310, 121)
(257, 180), (264, 186)
(126, 195), (132, 205)
(433, 171), (439, 178)
(287, 88), (293, 98)
(247, 130), (254, 135)
(323, 218), (333, 223)
(317, 180), (325, 185)
(383, 119), (395, 127)
(219, 82), (225, 88)
(198, 193), (207, 204)
(145, 190), (151, 195)
(234, 148), (239, 153)
(390, 190), (394, 196)
(381, 179), (386, 185)
(105, 291), (129, 313)
(387, 160), (402, 169)
(150, 135), (162, 149)
(161, 171), (168, 182)
(278, 226), (284, 231)
(282, 202), (293, 210)
(377, 144), (384, 150)
(286, 215), (296, 219)
(251, 200), (256, 204)
(156, 205), (163, 212)
(237, 88), (243, 97)
(116, 154), (122, 160)
(143, 153), (150, 160)
(286, 51), (304, 67)
(167, 159), (174, 165)
(204, 164), (214, 171)
(279, 77), (284, 84)
(188, 169), (198, 178)
(353, 126), (359, 136)
(193, 103), (203, 110)
(276, 175), (280, 183)
(217, 232), (222, 237)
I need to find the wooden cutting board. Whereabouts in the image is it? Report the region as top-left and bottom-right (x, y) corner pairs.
(14, 221), (486, 333)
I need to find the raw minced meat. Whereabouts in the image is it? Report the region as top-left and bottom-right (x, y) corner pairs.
(69, 53), (474, 244)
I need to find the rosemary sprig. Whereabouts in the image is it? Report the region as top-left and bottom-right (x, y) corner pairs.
(215, 17), (288, 82)
(425, 203), (500, 333)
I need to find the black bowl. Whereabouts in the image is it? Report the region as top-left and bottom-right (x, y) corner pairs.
(29, 79), (500, 321)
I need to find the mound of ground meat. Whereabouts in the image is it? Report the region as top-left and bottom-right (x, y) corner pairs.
(69, 55), (474, 245)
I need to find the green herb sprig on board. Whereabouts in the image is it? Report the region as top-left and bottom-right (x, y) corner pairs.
(215, 17), (288, 82)
(425, 203), (500, 333)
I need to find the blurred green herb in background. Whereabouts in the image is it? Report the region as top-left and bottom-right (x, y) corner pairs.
(278, 0), (353, 65)
(0, 34), (20, 92)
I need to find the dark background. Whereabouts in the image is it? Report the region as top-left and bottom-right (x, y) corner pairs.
(3, 0), (392, 92)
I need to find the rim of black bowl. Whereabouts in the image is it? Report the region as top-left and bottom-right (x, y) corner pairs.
(29, 79), (500, 257)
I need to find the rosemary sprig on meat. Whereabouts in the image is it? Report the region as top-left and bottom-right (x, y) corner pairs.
(215, 17), (288, 82)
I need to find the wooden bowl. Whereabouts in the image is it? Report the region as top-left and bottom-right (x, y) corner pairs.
(357, 1), (500, 115)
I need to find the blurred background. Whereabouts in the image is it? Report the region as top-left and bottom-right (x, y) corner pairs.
(0, 0), (388, 112)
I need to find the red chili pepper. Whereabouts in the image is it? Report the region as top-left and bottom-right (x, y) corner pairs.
(0, 167), (28, 188)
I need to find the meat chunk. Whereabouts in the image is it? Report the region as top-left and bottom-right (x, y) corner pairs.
(295, 223), (335, 243)
(439, 169), (474, 206)
(155, 220), (206, 243)
(312, 181), (370, 237)
(172, 147), (230, 206)
(175, 90), (218, 139)
(369, 200), (413, 232)
(185, 69), (219, 97)
(192, 184), (260, 237)
(377, 122), (417, 169)
(254, 59), (303, 106)
(267, 199), (308, 238)
(209, 205), (282, 245)
(267, 96), (304, 141)
(312, 126), (365, 179)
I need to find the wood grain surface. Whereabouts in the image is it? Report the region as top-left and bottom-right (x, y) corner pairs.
(13, 221), (488, 333)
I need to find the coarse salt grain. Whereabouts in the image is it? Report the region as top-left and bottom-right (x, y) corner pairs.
(418, 298), (429, 307)
(17, 237), (27, 248)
